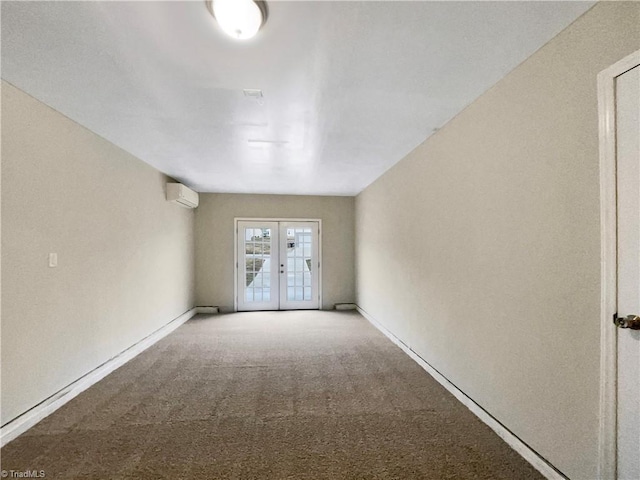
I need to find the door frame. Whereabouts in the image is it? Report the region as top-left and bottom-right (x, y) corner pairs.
(597, 49), (640, 480)
(234, 217), (323, 312)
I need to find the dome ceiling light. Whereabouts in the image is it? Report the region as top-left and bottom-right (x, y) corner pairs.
(206, 0), (268, 40)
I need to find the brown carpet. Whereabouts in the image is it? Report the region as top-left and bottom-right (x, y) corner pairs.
(1, 311), (544, 479)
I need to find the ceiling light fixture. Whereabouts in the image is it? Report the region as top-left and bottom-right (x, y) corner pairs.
(207, 0), (268, 40)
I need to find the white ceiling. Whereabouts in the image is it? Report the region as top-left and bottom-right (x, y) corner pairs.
(2, 1), (594, 196)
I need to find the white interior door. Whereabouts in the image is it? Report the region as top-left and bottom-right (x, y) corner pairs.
(615, 64), (640, 480)
(237, 220), (320, 311)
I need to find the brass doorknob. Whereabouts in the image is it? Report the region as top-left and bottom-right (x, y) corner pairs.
(614, 315), (640, 330)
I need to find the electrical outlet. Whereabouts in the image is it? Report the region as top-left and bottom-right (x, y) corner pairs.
(49, 253), (58, 268)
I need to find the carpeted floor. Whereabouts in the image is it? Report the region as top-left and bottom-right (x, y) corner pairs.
(1, 311), (544, 479)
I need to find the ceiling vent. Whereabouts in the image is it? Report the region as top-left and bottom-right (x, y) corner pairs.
(243, 89), (263, 98)
(247, 139), (288, 145)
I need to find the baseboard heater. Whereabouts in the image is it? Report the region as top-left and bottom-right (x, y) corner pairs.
(356, 305), (567, 480)
(335, 303), (357, 311)
(196, 306), (219, 314)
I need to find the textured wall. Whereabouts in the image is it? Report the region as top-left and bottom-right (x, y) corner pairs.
(355, 3), (640, 479)
(1, 82), (195, 425)
(195, 193), (355, 311)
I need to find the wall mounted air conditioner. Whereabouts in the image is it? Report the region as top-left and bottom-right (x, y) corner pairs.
(167, 183), (199, 208)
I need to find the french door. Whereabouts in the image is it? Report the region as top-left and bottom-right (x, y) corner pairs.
(236, 220), (320, 311)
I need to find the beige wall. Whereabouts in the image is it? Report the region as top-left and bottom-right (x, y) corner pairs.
(355, 3), (639, 479)
(195, 194), (355, 311)
(1, 82), (195, 425)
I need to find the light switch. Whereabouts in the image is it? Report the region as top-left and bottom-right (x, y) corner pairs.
(49, 253), (58, 268)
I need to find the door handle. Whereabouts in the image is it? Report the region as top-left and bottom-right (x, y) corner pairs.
(614, 314), (640, 330)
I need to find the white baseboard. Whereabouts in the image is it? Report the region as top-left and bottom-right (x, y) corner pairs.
(356, 306), (567, 480)
(195, 306), (219, 314)
(0, 307), (197, 447)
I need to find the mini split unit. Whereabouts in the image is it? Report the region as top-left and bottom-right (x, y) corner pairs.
(166, 183), (199, 208)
